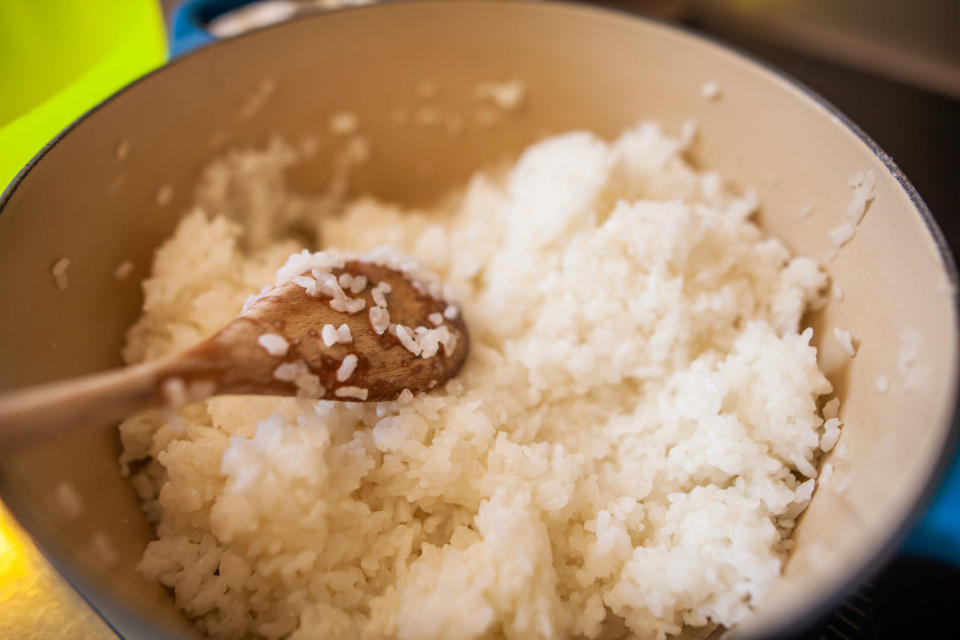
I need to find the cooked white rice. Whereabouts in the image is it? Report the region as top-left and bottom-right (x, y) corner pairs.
(833, 327), (857, 357)
(120, 122), (833, 639)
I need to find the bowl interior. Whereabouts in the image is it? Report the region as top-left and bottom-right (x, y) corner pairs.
(0, 2), (955, 638)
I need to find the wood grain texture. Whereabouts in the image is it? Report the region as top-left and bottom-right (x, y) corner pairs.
(0, 261), (467, 449)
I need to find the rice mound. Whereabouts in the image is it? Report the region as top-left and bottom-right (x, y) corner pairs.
(120, 122), (831, 639)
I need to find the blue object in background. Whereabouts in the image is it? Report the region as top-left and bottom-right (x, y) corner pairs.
(168, 0), (960, 568)
(905, 450), (960, 565)
(170, 0), (253, 56)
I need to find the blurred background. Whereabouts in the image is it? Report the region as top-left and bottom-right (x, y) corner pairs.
(2, 1), (958, 638)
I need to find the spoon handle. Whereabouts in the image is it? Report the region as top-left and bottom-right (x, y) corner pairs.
(0, 360), (168, 449)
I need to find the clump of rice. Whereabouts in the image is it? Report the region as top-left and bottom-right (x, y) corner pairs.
(121, 122), (833, 639)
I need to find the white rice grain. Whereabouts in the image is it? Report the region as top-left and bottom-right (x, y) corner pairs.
(273, 361), (323, 396)
(395, 325), (422, 356)
(369, 306), (390, 335)
(349, 275), (368, 294)
(335, 385), (368, 400)
(820, 418), (842, 452)
(846, 170), (877, 224)
(321, 324), (339, 347)
(337, 354), (358, 382)
(833, 327), (857, 357)
(875, 375), (889, 393)
(791, 454), (818, 479)
(700, 81), (721, 100)
(257, 333), (289, 356)
(828, 222), (856, 247)
(819, 462), (835, 487)
(823, 397), (841, 420)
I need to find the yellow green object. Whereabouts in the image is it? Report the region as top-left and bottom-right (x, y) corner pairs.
(0, 0), (168, 189)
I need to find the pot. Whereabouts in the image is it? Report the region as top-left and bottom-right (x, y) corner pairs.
(0, 2), (956, 638)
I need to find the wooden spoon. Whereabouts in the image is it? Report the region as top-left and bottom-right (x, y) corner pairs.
(0, 259), (468, 448)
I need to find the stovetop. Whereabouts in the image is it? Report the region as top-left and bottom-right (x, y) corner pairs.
(788, 557), (960, 639)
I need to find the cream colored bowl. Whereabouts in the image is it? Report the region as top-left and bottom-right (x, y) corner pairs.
(0, 2), (956, 638)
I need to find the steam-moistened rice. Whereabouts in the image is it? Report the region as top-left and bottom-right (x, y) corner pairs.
(272, 361), (322, 397)
(257, 333), (289, 357)
(820, 418), (843, 453)
(120, 123), (835, 639)
(699, 82), (721, 100)
(321, 323), (340, 346)
(334, 385), (369, 400)
(369, 306), (390, 335)
(828, 170), (877, 249)
(833, 327), (856, 357)
(875, 375), (889, 393)
(337, 354), (358, 382)
(822, 397), (840, 420)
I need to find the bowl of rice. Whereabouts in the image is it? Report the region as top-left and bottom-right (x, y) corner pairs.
(0, 2), (956, 639)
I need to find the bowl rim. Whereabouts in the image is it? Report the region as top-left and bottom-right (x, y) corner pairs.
(1, 1), (957, 638)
